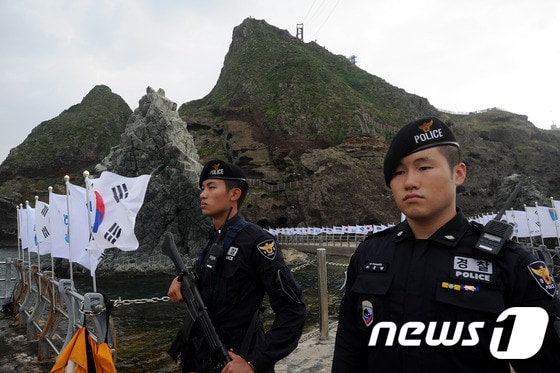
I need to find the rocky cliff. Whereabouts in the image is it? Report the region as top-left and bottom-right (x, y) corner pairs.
(0, 85), (131, 246)
(180, 18), (560, 227)
(1, 19), (560, 274)
(91, 87), (210, 274)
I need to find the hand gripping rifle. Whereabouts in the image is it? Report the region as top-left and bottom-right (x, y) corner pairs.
(162, 232), (231, 368)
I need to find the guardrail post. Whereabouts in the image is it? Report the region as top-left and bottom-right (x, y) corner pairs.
(3, 257), (13, 302)
(18, 262), (35, 327)
(83, 293), (112, 345)
(317, 248), (329, 340)
(59, 279), (80, 349)
(12, 259), (27, 316)
(38, 271), (61, 360)
(27, 266), (47, 341)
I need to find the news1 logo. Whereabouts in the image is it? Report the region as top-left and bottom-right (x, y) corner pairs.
(368, 307), (548, 359)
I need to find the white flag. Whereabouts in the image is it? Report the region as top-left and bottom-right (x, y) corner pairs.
(87, 171), (150, 251)
(17, 207), (25, 239)
(20, 206), (29, 248)
(505, 210), (530, 238)
(67, 182), (105, 276)
(34, 200), (52, 255)
(25, 206), (38, 253)
(66, 182), (98, 271)
(356, 225), (368, 235)
(536, 206), (558, 238)
(552, 200), (560, 235)
(49, 191), (71, 259)
(76, 244), (105, 276)
(524, 206), (542, 237)
(333, 226), (343, 234)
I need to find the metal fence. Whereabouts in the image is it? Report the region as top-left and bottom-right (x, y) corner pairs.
(0, 257), (115, 361)
(276, 233), (366, 248)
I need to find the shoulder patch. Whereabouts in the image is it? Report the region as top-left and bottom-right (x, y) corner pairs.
(527, 260), (557, 297)
(257, 239), (277, 260)
(362, 300), (374, 327)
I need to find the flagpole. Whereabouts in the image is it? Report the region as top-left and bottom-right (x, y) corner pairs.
(523, 204), (534, 247)
(64, 175), (75, 290)
(46, 186), (58, 307)
(34, 196), (42, 266)
(34, 196), (43, 297)
(25, 201), (32, 292)
(83, 170), (97, 292)
(16, 204), (22, 261)
(47, 187), (55, 277)
(535, 202), (545, 245)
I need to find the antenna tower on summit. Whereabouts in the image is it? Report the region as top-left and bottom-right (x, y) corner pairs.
(296, 23), (304, 41)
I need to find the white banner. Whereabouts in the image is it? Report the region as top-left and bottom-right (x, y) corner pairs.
(505, 210), (531, 238)
(535, 206), (558, 238)
(524, 206), (542, 238)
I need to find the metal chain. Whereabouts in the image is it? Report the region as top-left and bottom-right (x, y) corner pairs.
(109, 261), (347, 306)
(326, 261), (348, 267)
(290, 260), (316, 272)
(112, 296), (170, 308)
(290, 259), (348, 272)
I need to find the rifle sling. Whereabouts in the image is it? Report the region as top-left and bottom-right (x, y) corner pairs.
(239, 308), (261, 358)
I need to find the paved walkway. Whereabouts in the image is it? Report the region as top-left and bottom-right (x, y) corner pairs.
(1, 311), (337, 373)
(0, 313), (53, 372)
(276, 322), (337, 373)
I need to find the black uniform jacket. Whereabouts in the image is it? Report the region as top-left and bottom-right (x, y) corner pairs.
(196, 215), (306, 372)
(333, 210), (560, 372)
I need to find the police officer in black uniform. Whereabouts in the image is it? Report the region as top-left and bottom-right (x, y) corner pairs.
(332, 117), (560, 372)
(168, 160), (306, 373)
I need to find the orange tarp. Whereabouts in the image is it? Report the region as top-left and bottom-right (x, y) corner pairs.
(51, 327), (116, 373)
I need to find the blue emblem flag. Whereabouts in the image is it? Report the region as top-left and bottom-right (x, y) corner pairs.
(362, 300), (373, 327)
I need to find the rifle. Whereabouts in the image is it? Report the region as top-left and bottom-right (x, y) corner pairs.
(162, 232), (232, 368)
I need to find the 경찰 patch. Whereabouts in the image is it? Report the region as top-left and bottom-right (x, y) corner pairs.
(451, 256), (494, 283)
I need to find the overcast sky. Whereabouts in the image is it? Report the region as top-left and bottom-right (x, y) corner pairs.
(1, 0), (558, 164)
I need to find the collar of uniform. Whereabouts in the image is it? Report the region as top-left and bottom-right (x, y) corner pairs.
(393, 209), (471, 247)
(217, 214), (242, 234)
(222, 213), (242, 231)
(208, 214), (242, 239)
(392, 221), (415, 243)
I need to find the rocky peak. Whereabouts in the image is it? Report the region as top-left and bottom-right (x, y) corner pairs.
(0, 84), (130, 184)
(93, 87), (210, 274)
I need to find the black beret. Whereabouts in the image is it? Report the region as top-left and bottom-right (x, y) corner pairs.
(199, 159), (246, 187)
(383, 117), (459, 186)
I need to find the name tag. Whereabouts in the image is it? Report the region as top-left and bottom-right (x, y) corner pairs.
(364, 262), (388, 273)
